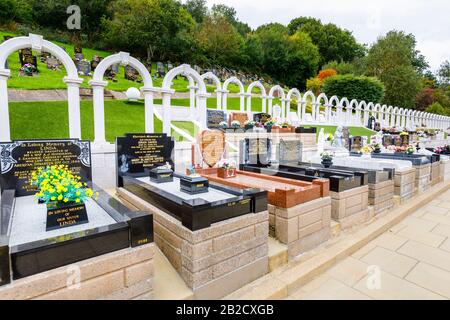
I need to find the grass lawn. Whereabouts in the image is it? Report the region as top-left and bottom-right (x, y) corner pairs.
(301, 125), (376, 138)
(0, 30), (250, 94)
(9, 100), (194, 143)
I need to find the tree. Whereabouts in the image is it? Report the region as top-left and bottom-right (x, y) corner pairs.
(415, 88), (435, 111)
(438, 61), (450, 86)
(184, 0), (207, 23)
(425, 102), (448, 116)
(254, 24), (319, 88)
(211, 3), (251, 36)
(322, 75), (385, 103)
(0, 0), (18, 24)
(102, 0), (196, 62)
(322, 60), (356, 75)
(363, 31), (424, 107)
(241, 34), (264, 71)
(196, 16), (244, 67)
(288, 17), (365, 65)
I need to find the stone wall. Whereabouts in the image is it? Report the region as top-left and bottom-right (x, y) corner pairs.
(0, 244), (155, 300)
(269, 197), (331, 258)
(430, 162), (441, 186)
(393, 168), (416, 203)
(330, 185), (369, 229)
(368, 180), (395, 215)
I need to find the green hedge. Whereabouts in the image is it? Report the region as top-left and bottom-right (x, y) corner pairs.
(322, 75), (385, 103)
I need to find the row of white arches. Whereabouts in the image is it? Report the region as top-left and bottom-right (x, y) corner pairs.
(1, 34), (449, 144)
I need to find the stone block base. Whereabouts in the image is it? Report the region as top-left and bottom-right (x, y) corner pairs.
(441, 158), (450, 182)
(337, 208), (371, 229)
(393, 168), (416, 202)
(414, 164), (431, 193)
(430, 162), (441, 186)
(368, 180), (395, 215)
(149, 202), (269, 299)
(269, 197), (331, 259)
(330, 185), (369, 228)
(0, 244), (155, 300)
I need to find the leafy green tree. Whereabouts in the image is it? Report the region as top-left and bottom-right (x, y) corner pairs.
(438, 61), (450, 86)
(0, 0), (18, 24)
(425, 102), (448, 116)
(363, 31), (424, 107)
(322, 60), (356, 75)
(322, 75), (385, 103)
(241, 34), (264, 71)
(102, 0), (196, 62)
(254, 24), (319, 88)
(288, 17), (365, 65)
(211, 3), (251, 36)
(196, 16), (244, 67)
(184, 0), (207, 23)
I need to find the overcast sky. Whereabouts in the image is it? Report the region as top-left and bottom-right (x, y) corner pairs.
(205, 0), (449, 71)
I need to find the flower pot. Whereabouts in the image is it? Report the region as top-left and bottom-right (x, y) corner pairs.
(264, 126), (272, 133)
(217, 167), (236, 179)
(46, 201), (89, 231)
(321, 159), (333, 168)
(245, 124), (255, 131)
(373, 148), (381, 153)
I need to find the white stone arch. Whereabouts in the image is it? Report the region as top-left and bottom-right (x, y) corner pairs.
(412, 110), (419, 127)
(329, 96), (340, 125)
(287, 88), (302, 120)
(365, 102), (374, 127)
(201, 72), (223, 110)
(348, 99), (359, 126)
(268, 85), (287, 119)
(357, 101), (367, 126)
(402, 109), (410, 129)
(246, 81), (267, 115)
(380, 105), (388, 128)
(316, 93), (329, 124)
(398, 108), (405, 128)
(222, 76), (245, 112)
(373, 104), (381, 122)
(301, 91), (316, 123)
(161, 64), (209, 133)
(0, 34), (83, 141)
(339, 97), (350, 126)
(89, 52), (156, 143)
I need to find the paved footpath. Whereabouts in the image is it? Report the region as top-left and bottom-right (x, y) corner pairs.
(287, 189), (450, 300)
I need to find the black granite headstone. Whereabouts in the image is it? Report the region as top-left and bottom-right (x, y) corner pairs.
(116, 133), (175, 177)
(207, 110), (227, 129)
(77, 60), (91, 76)
(0, 139), (92, 197)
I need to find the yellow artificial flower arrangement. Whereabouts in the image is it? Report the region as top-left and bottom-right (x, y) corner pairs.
(30, 165), (98, 205)
(360, 145), (373, 155)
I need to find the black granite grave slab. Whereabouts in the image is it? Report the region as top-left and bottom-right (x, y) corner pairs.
(350, 152), (431, 165)
(0, 138), (154, 285)
(121, 174), (267, 231)
(295, 127), (317, 134)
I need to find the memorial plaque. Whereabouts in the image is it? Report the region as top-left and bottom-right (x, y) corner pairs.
(116, 133), (175, 175)
(46, 203), (89, 231)
(350, 136), (362, 152)
(91, 55), (103, 71)
(200, 130), (225, 167)
(19, 48), (32, 65)
(0, 139), (92, 197)
(279, 139), (302, 163)
(229, 112), (248, 128)
(382, 135), (393, 147)
(46, 56), (60, 70)
(245, 138), (271, 166)
(74, 53), (84, 61)
(77, 60), (91, 76)
(400, 135), (409, 146)
(125, 65), (138, 81)
(207, 110), (226, 129)
(253, 113), (271, 124)
(74, 45), (83, 54)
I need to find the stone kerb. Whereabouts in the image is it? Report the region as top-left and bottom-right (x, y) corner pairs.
(393, 168), (416, 203)
(368, 179), (395, 215)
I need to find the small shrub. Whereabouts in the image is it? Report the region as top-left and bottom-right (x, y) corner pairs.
(306, 77), (322, 96)
(317, 68), (337, 81)
(322, 74), (385, 103)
